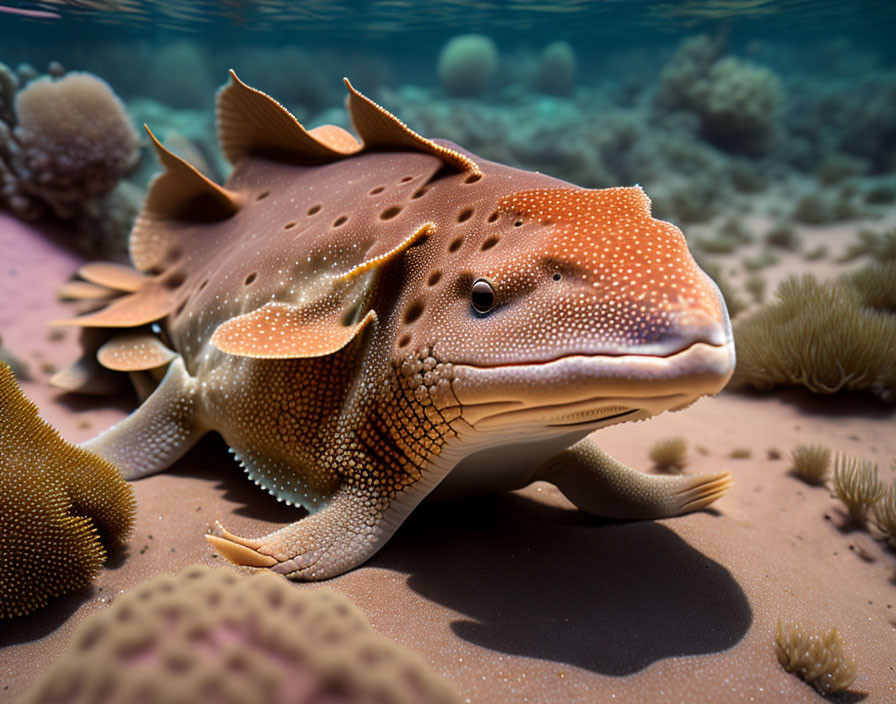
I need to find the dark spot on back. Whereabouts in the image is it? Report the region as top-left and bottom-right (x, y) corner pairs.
(404, 299), (425, 324)
(380, 206), (402, 220)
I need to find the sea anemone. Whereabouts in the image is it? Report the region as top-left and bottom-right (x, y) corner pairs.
(871, 479), (896, 549)
(0, 362), (135, 617)
(832, 453), (884, 526)
(648, 436), (688, 473)
(789, 443), (831, 486)
(729, 271), (896, 398)
(17, 565), (460, 704)
(775, 620), (857, 695)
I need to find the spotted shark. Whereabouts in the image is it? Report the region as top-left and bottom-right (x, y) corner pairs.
(54, 72), (735, 579)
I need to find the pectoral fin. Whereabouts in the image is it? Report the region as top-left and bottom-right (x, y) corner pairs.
(211, 305), (376, 359)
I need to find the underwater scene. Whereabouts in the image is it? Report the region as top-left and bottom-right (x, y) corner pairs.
(1, 0), (895, 701)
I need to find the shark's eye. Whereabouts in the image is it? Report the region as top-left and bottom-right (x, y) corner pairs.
(471, 278), (496, 314)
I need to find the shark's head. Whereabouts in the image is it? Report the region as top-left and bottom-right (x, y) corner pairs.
(423, 184), (734, 440)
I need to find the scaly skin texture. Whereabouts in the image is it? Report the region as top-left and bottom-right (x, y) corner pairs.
(62, 73), (735, 580)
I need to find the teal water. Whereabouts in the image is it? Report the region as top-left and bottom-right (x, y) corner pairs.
(1, 0), (895, 232)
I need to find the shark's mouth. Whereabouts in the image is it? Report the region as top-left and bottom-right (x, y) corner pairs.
(549, 406), (638, 428)
(448, 341), (735, 432)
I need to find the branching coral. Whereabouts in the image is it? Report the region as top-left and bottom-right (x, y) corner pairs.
(832, 453), (884, 526)
(789, 443), (831, 486)
(18, 565), (460, 704)
(729, 270), (896, 399)
(648, 436), (688, 473)
(775, 621), (857, 695)
(0, 362), (135, 617)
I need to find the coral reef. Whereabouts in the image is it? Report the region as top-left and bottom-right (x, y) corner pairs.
(729, 270), (896, 399)
(764, 221), (798, 250)
(832, 453), (884, 526)
(3, 71), (139, 219)
(0, 362), (135, 618)
(18, 565), (460, 704)
(775, 621), (857, 695)
(536, 41), (576, 96)
(837, 226), (896, 264)
(648, 436), (688, 473)
(437, 34), (498, 97)
(788, 444), (831, 486)
(0, 62), (140, 257)
(655, 35), (783, 155)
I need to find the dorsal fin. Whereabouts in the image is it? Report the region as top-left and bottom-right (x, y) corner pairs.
(344, 78), (481, 175)
(144, 127), (243, 221)
(130, 128), (244, 272)
(217, 70), (360, 165)
(340, 222), (435, 282)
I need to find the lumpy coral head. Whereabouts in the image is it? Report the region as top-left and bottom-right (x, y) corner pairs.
(18, 565), (460, 704)
(12, 72), (138, 214)
(0, 363), (135, 618)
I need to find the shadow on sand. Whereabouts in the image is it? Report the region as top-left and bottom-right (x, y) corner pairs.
(372, 491), (752, 676)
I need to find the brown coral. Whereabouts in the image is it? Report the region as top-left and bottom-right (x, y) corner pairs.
(10, 72), (139, 219)
(775, 621), (857, 695)
(0, 362), (135, 618)
(18, 565), (460, 704)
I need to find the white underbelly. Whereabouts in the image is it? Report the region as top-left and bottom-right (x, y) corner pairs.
(430, 428), (592, 499)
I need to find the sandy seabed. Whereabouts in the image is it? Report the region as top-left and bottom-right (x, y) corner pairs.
(1, 211), (894, 703)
